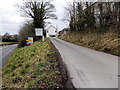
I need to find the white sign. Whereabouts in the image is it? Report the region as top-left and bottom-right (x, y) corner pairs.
(35, 28), (43, 36)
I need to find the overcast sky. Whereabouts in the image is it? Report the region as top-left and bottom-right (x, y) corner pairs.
(0, 0), (72, 35)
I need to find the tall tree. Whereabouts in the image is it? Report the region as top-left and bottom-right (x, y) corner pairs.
(98, 2), (103, 29)
(64, 1), (119, 32)
(76, 2), (85, 30)
(17, 0), (57, 32)
(64, 1), (77, 31)
(85, 2), (95, 29)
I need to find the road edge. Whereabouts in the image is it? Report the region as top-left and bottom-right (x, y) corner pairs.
(53, 44), (76, 89)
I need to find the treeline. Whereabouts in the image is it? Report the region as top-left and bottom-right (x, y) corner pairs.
(2, 33), (18, 42)
(65, 1), (120, 32)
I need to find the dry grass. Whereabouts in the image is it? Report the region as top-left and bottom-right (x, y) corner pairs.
(60, 30), (119, 56)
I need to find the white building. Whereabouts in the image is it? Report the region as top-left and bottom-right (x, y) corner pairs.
(46, 25), (57, 37)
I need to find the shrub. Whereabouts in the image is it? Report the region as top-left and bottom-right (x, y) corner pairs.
(18, 22), (35, 48)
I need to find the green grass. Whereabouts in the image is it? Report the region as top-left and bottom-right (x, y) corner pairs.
(60, 30), (119, 56)
(2, 39), (63, 88)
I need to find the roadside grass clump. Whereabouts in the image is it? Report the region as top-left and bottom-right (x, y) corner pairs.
(25, 63), (30, 69)
(24, 81), (37, 88)
(0, 42), (17, 46)
(60, 30), (119, 56)
(20, 68), (26, 75)
(2, 39), (63, 88)
(12, 76), (22, 84)
(3, 68), (11, 74)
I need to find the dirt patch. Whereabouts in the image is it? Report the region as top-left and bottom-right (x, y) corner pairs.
(54, 47), (76, 89)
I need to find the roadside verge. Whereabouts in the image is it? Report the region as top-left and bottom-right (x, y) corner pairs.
(0, 42), (17, 46)
(59, 31), (119, 56)
(2, 39), (75, 89)
(54, 45), (75, 89)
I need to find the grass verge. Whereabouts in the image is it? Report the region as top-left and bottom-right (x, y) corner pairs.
(2, 39), (64, 88)
(59, 30), (119, 56)
(0, 42), (17, 46)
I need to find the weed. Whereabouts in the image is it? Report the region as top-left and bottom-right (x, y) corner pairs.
(20, 69), (26, 75)
(10, 64), (17, 70)
(25, 63), (30, 69)
(37, 62), (49, 68)
(12, 76), (22, 83)
(47, 53), (52, 56)
(3, 68), (11, 74)
(24, 81), (36, 88)
(55, 71), (61, 75)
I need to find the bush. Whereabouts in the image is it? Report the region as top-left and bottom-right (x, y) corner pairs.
(18, 22), (35, 48)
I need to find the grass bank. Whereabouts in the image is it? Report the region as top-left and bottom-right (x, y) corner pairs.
(2, 39), (64, 88)
(60, 30), (119, 56)
(0, 42), (17, 46)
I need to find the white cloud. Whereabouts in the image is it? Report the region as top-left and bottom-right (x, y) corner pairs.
(0, 0), (24, 35)
(0, 0), (73, 35)
(49, 0), (71, 30)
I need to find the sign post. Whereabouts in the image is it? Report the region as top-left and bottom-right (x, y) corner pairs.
(42, 35), (44, 41)
(26, 37), (33, 45)
(35, 28), (44, 41)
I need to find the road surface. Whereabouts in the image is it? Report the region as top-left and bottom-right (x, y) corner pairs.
(50, 37), (118, 88)
(0, 44), (18, 67)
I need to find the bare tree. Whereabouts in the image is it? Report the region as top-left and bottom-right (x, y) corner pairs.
(64, 1), (119, 32)
(17, 0), (57, 29)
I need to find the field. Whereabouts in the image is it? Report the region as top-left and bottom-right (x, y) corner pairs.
(2, 39), (64, 88)
(60, 30), (119, 56)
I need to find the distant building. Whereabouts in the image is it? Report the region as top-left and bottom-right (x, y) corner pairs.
(46, 25), (57, 37)
(58, 28), (70, 36)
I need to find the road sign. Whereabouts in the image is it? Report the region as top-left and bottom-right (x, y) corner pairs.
(26, 37), (33, 45)
(35, 28), (43, 36)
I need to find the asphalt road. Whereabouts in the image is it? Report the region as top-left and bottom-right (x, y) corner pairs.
(0, 44), (18, 67)
(50, 37), (118, 88)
